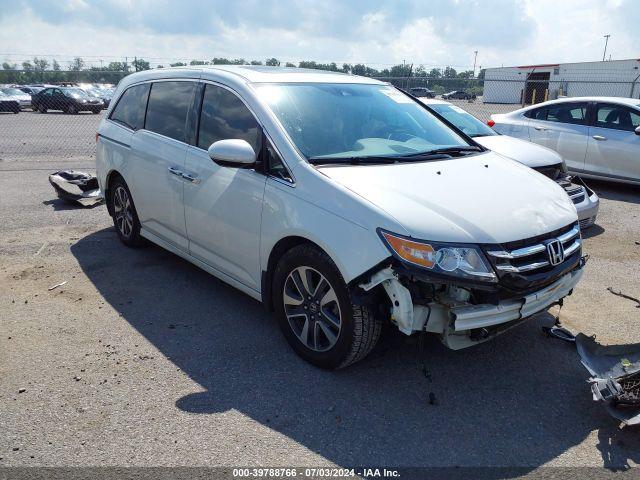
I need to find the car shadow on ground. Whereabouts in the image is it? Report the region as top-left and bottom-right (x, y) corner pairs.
(582, 224), (605, 240)
(585, 179), (640, 206)
(42, 199), (103, 211)
(71, 228), (640, 471)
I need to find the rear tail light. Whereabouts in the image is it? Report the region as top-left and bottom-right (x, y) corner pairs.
(487, 119), (495, 127)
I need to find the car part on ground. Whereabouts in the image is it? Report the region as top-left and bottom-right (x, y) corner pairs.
(576, 333), (640, 426)
(48, 170), (103, 207)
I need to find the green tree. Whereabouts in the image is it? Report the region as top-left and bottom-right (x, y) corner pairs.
(52, 59), (61, 71)
(285, 62), (296, 67)
(132, 58), (150, 71)
(190, 60), (209, 65)
(69, 57), (85, 71)
(265, 57), (280, 67)
(443, 66), (457, 78)
(170, 62), (186, 67)
(250, 60), (263, 65)
(428, 68), (441, 78)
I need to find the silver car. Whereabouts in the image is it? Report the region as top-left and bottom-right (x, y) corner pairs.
(422, 99), (599, 228)
(1, 87), (32, 109)
(490, 97), (640, 186)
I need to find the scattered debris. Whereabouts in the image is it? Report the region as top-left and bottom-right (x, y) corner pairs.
(48, 170), (103, 207)
(576, 333), (640, 426)
(35, 242), (48, 256)
(542, 325), (576, 343)
(18, 388), (26, 394)
(48, 281), (67, 291)
(606, 287), (640, 309)
(73, 376), (81, 382)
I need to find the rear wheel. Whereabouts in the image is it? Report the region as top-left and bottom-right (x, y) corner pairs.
(108, 177), (144, 247)
(273, 244), (382, 369)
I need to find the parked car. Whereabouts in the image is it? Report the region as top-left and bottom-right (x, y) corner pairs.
(442, 90), (476, 100)
(421, 98), (599, 229)
(97, 66), (584, 369)
(490, 97), (640, 185)
(1, 87), (32, 109)
(0, 91), (20, 113)
(32, 87), (103, 114)
(410, 87), (436, 98)
(17, 85), (44, 95)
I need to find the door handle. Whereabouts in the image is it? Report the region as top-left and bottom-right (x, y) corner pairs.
(168, 166), (183, 177)
(181, 172), (201, 184)
(592, 135), (607, 141)
(534, 125), (547, 131)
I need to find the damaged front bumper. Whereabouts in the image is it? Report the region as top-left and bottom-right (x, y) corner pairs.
(360, 262), (584, 350)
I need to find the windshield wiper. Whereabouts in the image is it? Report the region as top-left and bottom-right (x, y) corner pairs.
(400, 146), (483, 158)
(308, 156), (399, 165)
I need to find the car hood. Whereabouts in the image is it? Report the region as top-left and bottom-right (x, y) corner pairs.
(474, 134), (563, 169)
(317, 151), (577, 244)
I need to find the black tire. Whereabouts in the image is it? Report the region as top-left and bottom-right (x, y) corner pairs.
(273, 244), (382, 369)
(108, 176), (144, 247)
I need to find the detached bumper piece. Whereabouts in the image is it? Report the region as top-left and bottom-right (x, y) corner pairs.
(576, 333), (640, 426)
(49, 170), (104, 207)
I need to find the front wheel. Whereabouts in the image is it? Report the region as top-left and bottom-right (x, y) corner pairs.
(273, 245), (382, 369)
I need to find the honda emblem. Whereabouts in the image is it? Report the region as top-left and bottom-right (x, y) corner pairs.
(546, 239), (565, 266)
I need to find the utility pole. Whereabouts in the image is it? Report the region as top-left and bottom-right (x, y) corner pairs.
(473, 50), (478, 77)
(602, 34), (610, 61)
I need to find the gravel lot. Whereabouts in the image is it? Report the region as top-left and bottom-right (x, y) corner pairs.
(1, 109), (639, 472)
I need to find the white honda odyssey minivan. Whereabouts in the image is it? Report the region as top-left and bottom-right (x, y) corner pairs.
(96, 66), (586, 369)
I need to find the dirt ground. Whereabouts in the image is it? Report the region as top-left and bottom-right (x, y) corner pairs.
(1, 111), (640, 473)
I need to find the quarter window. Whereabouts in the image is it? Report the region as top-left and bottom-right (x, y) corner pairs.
(197, 84), (262, 153)
(145, 81), (196, 142)
(109, 83), (150, 131)
(545, 103), (587, 125)
(594, 104), (640, 132)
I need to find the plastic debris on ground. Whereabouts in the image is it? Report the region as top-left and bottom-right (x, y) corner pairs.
(575, 333), (640, 426)
(48, 170), (104, 207)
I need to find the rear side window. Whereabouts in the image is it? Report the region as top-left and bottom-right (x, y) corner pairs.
(594, 104), (640, 132)
(525, 107), (547, 120)
(197, 84), (262, 153)
(145, 81), (196, 142)
(545, 103), (587, 125)
(110, 83), (150, 131)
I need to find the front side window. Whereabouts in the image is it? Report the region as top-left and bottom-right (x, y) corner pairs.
(197, 84), (262, 153)
(545, 102), (588, 125)
(256, 83), (469, 160)
(429, 103), (497, 137)
(109, 83), (150, 131)
(145, 81), (196, 142)
(595, 104), (640, 132)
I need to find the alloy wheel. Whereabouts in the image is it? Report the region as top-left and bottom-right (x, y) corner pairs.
(113, 186), (133, 238)
(283, 266), (342, 352)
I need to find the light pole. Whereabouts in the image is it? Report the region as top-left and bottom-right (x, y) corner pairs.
(473, 50), (478, 77)
(602, 34), (610, 61)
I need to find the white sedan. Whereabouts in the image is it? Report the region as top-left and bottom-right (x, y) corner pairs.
(489, 97), (640, 186)
(420, 98), (599, 228)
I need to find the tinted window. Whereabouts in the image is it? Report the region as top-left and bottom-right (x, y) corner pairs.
(545, 102), (587, 125)
(525, 107), (547, 120)
(145, 81), (196, 142)
(429, 103), (496, 137)
(197, 84), (262, 152)
(110, 83), (150, 131)
(595, 104), (640, 132)
(266, 141), (292, 182)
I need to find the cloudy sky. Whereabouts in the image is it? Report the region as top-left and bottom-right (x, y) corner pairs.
(0, 0), (638, 70)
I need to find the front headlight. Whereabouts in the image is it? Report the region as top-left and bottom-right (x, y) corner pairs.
(379, 230), (496, 282)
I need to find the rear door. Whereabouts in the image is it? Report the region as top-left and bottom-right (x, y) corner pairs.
(528, 101), (589, 172)
(129, 80), (197, 252)
(585, 102), (640, 182)
(182, 82), (266, 290)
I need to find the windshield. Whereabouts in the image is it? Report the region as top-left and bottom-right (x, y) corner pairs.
(428, 103), (497, 138)
(63, 88), (89, 98)
(255, 83), (470, 160)
(2, 88), (24, 96)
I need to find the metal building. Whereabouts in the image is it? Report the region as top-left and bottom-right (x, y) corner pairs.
(483, 58), (640, 104)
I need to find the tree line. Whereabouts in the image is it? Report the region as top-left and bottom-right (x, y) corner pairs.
(1, 56), (485, 92)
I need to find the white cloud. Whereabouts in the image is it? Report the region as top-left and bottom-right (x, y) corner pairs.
(0, 0), (637, 70)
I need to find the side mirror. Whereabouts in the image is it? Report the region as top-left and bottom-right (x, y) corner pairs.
(635, 126), (640, 136)
(208, 139), (256, 166)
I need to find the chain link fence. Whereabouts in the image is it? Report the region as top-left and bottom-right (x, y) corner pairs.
(1, 68), (639, 162)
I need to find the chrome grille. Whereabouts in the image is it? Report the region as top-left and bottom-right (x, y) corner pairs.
(486, 224), (581, 274)
(562, 183), (586, 205)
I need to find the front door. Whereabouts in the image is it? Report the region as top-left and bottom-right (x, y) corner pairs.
(183, 82), (266, 291)
(585, 103), (640, 182)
